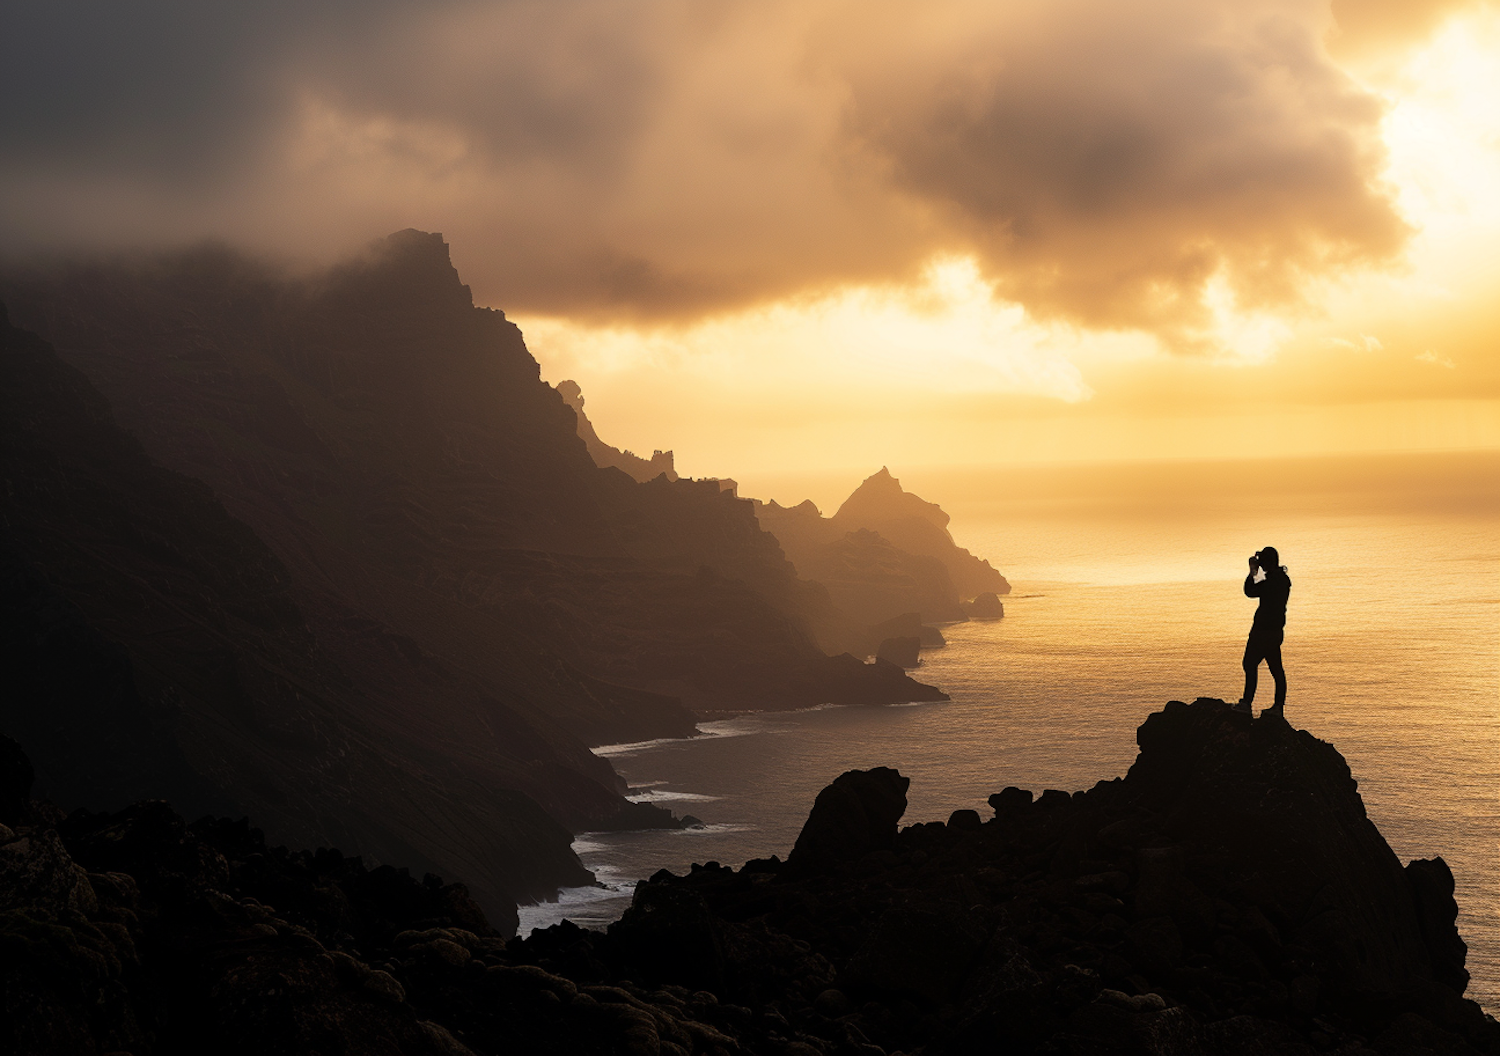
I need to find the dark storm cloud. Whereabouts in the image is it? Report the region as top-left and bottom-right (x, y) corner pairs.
(829, 0), (1412, 340)
(3, 2), (347, 176)
(0, 0), (1430, 344)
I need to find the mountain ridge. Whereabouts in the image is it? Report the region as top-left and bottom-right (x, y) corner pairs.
(0, 231), (950, 926)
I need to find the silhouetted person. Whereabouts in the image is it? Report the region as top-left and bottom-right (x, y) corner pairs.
(1235, 547), (1290, 716)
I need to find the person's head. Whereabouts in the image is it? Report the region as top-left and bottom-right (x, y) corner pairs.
(1257, 546), (1281, 570)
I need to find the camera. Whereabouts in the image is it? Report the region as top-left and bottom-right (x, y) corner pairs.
(1250, 552), (1262, 567)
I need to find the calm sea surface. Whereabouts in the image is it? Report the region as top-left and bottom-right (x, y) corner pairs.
(519, 452), (1500, 1014)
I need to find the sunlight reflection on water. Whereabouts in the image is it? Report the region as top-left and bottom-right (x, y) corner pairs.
(520, 457), (1500, 1014)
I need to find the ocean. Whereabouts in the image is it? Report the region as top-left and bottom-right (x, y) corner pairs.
(518, 450), (1500, 1014)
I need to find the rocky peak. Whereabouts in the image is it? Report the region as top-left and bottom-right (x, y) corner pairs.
(358, 228), (475, 311)
(833, 466), (950, 531)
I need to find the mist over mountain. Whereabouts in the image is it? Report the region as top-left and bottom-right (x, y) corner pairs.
(834, 468), (1009, 600)
(753, 468), (1011, 653)
(550, 377), (1014, 656)
(0, 230), (950, 923)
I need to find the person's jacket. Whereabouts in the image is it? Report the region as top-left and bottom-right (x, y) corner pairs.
(1245, 568), (1291, 633)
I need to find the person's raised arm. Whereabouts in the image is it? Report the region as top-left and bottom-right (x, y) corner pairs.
(1244, 556), (1263, 597)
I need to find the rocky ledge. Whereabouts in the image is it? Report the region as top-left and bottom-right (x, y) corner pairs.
(4, 700), (1496, 1055)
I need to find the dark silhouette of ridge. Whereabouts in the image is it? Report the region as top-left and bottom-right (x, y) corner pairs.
(1, 232), (941, 712)
(2, 701), (1493, 1054)
(556, 378), (678, 483)
(0, 233), (949, 924)
(1, 300), (612, 925)
(754, 468), (1010, 653)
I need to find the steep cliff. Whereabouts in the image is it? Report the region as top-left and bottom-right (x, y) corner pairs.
(0, 303), (620, 922)
(556, 378), (677, 483)
(754, 468), (1010, 652)
(1, 232), (941, 720)
(832, 467), (1009, 600)
(0, 233), (945, 921)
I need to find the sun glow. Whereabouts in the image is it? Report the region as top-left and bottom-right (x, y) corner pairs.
(513, 6), (1500, 474)
(519, 255), (1115, 406)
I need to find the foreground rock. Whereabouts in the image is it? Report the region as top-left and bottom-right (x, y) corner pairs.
(5, 701), (1496, 1055)
(525, 700), (1499, 1055)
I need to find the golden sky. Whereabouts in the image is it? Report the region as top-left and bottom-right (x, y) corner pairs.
(3, 0), (1497, 475)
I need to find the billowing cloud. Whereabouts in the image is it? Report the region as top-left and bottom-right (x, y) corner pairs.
(0, 0), (1425, 346)
(1326, 0), (1484, 58)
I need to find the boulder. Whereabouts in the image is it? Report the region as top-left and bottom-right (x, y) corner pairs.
(1408, 857), (1470, 993)
(787, 767), (910, 872)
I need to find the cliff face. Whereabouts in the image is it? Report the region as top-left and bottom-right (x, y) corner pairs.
(0, 304), (606, 922)
(832, 467), (1009, 601)
(1, 233), (939, 715)
(556, 378), (678, 483)
(3, 702), (1493, 1055)
(755, 468), (1010, 652)
(0, 233), (947, 918)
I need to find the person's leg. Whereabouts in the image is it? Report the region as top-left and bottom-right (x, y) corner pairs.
(1241, 638), (1261, 705)
(1266, 640), (1286, 707)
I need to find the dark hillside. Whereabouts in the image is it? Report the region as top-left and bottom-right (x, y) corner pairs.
(1, 232), (939, 716)
(0, 304), (622, 924)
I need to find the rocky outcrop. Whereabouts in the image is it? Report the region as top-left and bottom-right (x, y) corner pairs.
(754, 470), (1008, 652)
(787, 767), (910, 873)
(963, 591), (1005, 618)
(4, 703), (1496, 1055)
(833, 467), (1010, 600)
(556, 378), (678, 483)
(516, 699), (1499, 1055)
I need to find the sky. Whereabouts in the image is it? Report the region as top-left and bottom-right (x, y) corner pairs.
(3, 0), (1498, 482)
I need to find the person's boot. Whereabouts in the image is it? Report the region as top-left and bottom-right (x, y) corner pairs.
(1232, 699), (1252, 715)
(1265, 701), (1285, 719)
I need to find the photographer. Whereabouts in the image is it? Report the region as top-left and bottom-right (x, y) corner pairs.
(1235, 546), (1291, 716)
